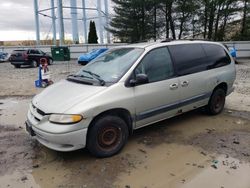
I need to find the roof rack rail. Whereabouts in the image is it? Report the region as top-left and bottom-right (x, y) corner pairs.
(160, 38), (212, 43)
(133, 40), (149, 43)
(188, 38), (210, 41)
(161, 38), (173, 43)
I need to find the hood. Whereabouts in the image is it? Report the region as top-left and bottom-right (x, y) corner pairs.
(32, 79), (106, 113)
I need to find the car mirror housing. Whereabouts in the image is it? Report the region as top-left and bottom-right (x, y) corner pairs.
(129, 74), (149, 86)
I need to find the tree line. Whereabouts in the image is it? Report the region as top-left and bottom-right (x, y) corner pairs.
(109, 0), (250, 42)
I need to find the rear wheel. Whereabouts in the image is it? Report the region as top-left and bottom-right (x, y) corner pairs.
(206, 88), (226, 115)
(87, 115), (128, 158)
(31, 60), (38, 68)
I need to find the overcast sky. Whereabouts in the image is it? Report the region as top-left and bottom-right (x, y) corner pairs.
(0, 0), (113, 42)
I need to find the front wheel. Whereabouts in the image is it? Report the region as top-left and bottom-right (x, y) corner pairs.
(206, 88), (226, 115)
(87, 115), (128, 158)
(48, 58), (53, 65)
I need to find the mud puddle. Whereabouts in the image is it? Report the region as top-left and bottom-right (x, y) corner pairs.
(1, 98), (250, 188)
(181, 156), (250, 188)
(115, 111), (250, 188)
(115, 144), (250, 188)
(0, 171), (39, 188)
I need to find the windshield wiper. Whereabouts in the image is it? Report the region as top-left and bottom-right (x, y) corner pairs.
(82, 70), (106, 86)
(67, 74), (93, 79)
(67, 74), (93, 85)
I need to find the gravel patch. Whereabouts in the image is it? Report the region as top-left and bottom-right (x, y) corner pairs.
(0, 61), (81, 97)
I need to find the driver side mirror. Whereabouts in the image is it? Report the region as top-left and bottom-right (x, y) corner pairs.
(129, 74), (149, 86)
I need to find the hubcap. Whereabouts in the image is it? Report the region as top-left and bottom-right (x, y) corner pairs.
(214, 94), (223, 111)
(98, 126), (121, 150)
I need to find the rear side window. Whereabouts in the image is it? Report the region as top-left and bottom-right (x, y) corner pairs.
(168, 44), (207, 76)
(12, 50), (26, 56)
(202, 44), (231, 68)
(29, 50), (40, 54)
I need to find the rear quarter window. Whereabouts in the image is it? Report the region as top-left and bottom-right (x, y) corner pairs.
(168, 43), (232, 76)
(202, 44), (231, 68)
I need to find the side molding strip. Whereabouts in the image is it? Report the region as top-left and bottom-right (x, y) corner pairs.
(136, 92), (211, 121)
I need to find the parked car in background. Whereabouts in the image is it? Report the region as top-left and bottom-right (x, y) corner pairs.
(26, 41), (236, 157)
(0, 52), (9, 62)
(78, 48), (108, 65)
(228, 47), (237, 58)
(9, 49), (53, 68)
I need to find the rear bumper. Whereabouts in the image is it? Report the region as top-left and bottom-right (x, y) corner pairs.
(10, 60), (30, 65)
(227, 86), (234, 96)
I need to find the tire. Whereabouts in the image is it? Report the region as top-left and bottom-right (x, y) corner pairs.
(78, 61), (88, 66)
(87, 115), (129, 158)
(41, 81), (47, 88)
(14, 65), (20, 68)
(31, 60), (38, 68)
(49, 58), (53, 65)
(206, 88), (226, 115)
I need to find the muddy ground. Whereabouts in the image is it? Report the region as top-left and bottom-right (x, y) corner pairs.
(0, 60), (250, 188)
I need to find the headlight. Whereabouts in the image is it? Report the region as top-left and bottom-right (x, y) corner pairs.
(49, 114), (83, 124)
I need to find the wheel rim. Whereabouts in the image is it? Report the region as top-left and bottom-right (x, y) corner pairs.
(213, 93), (224, 111)
(98, 126), (121, 151)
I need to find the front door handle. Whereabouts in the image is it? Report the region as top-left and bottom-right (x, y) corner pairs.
(170, 83), (178, 90)
(181, 81), (189, 87)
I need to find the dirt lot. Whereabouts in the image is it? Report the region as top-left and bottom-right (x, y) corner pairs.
(0, 60), (250, 188)
(0, 61), (80, 97)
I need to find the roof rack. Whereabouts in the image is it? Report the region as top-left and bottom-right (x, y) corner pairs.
(161, 38), (211, 42)
(161, 38), (173, 43)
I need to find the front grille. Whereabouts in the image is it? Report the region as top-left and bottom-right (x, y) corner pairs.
(30, 104), (46, 122)
(37, 108), (46, 116)
(34, 116), (40, 122)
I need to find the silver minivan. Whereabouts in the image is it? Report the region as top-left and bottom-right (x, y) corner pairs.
(26, 41), (236, 157)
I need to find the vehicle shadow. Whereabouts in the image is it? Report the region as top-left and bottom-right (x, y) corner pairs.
(38, 108), (207, 162)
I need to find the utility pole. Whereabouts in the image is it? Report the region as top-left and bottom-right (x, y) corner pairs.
(104, 0), (110, 43)
(82, 0), (88, 43)
(97, 0), (104, 44)
(50, 0), (57, 45)
(34, 0), (40, 45)
(70, 0), (79, 44)
(57, 0), (65, 45)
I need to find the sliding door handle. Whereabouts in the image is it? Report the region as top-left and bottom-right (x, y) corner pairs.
(181, 81), (189, 87)
(170, 83), (178, 90)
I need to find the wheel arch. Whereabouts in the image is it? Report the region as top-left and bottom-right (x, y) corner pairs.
(212, 82), (228, 95)
(87, 108), (134, 142)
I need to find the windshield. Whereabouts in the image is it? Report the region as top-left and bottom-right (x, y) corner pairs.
(75, 48), (144, 84)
